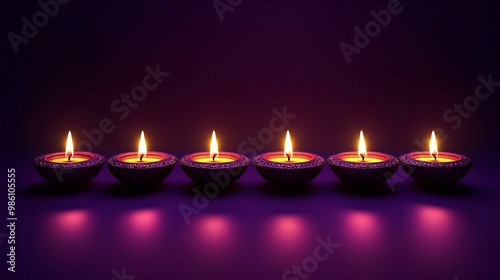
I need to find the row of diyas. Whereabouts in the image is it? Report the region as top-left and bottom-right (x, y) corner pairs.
(33, 130), (472, 187)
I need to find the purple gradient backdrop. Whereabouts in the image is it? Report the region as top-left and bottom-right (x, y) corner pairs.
(1, 1), (500, 280)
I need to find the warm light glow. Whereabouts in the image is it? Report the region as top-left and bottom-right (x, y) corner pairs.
(411, 153), (456, 163)
(65, 131), (73, 161)
(193, 157), (234, 163)
(138, 131), (147, 161)
(358, 130), (367, 161)
(344, 210), (381, 247)
(413, 204), (458, 253)
(429, 130), (438, 160)
(267, 215), (311, 258)
(266, 153), (310, 163)
(126, 209), (160, 236)
(191, 215), (236, 256)
(210, 130), (219, 161)
(53, 209), (90, 235)
(119, 152), (164, 163)
(191, 152), (237, 163)
(284, 130), (293, 161)
(198, 216), (233, 244)
(340, 155), (384, 163)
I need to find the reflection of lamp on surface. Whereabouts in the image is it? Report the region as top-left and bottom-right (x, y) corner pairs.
(198, 216), (234, 246)
(412, 204), (460, 259)
(120, 209), (163, 251)
(415, 205), (456, 239)
(126, 209), (161, 237)
(266, 215), (311, 259)
(343, 211), (382, 246)
(188, 215), (237, 259)
(55, 209), (90, 235)
(42, 209), (93, 256)
(347, 211), (379, 233)
(46, 210), (92, 247)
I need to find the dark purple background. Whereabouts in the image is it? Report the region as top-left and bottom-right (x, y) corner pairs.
(1, 0), (500, 279)
(1, 0), (500, 156)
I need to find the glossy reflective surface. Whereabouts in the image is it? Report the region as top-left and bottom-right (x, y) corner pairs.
(4, 153), (499, 279)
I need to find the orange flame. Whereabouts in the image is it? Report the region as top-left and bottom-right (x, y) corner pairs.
(210, 130), (218, 161)
(429, 130), (438, 160)
(65, 131), (73, 161)
(138, 131), (147, 161)
(284, 130), (293, 161)
(358, 130), (367, 161)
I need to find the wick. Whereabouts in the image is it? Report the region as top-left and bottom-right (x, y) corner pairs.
(212, 155), (216, 161)
(287, 154), (291, 161)
(432, 154), (436, 161)
(361, 155), (365, 161)
(140, 154), (144, 161)
(67, 156), (71, 162)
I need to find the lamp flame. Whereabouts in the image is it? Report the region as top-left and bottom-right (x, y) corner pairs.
(210, 130), (218, 161)
(138, 131), (147, 161)
(358, 130), (367, 161)
(284, 130), (293, 161)
(65, 131), (73, 161)
(429, 130), (438, 160)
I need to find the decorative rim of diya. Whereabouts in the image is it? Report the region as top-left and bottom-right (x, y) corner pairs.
(252, 151), (325, 169)
(399, 151), (472, 168)
(33, 152), (106, 168)
(179, 151), (250, 169)
(327, 151), (399, 169)
(107, 152), (178, 168)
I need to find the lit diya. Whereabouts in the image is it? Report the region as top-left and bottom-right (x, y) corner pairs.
(107, 131), (177, 185)
(33, 131), (106, 185)
(399, 131), (472, 185)
(179, 130), (250, 186)
(253, 130), (324, 186)
(328, 130), (399, 186)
